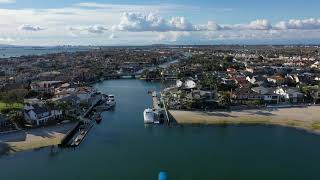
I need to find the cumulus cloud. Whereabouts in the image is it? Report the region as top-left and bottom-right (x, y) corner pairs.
(87, 25), (108, 34)
(19, 24), (45, 31)
(69, 25), (108, 34)
(226, 19), (272, 30)
(113, 12), (198, 32)
(113, 15), (320, 33)
(202, 21), (223, 31)
(113, 13), (275, 32)
(247, 19), (272, 30)
(275, 18), (320, 30)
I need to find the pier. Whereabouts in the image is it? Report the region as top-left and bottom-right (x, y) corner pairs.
(151, 91), (170, 124)
(61, 93), (107, 147)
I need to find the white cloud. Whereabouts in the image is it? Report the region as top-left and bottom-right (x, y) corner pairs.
(247, 19), (272, 30)
(275, 18), (320, 30)
(113, 13), (274, 32)
(19, 24), (45, 31)
(0, 2), (319, 45)
(87, 25), (108, 34)
(0, 0), (15, 4)
(112, 12), (198, 32)
(158, 31), (190, 42)
(69, 25), (108, 34)
(199, 21), (223, 31)
(224, 19), (272, 30)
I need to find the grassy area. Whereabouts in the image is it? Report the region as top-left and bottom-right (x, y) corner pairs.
(312, 122), (320, 130)
(0, 102), (23, 111)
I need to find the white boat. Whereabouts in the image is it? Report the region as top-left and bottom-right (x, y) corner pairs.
(106, 95), (116, 107)
(144, 108), (155, 124)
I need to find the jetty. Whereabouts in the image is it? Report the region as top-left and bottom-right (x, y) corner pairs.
(61, 93), (109, 147)
(150, 91), (170, 124)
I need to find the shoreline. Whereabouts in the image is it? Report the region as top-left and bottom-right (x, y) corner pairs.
(0, 123), (75, 154)
(169, 106), (320, 135)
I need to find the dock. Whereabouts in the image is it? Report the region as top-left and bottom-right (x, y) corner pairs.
(61, 93), (109, 147)
(151, 91), (170, 124)
(152, 91), (161, 109)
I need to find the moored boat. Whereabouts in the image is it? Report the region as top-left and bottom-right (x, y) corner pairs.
(106, 95), (116, 107)
(144, 108), (155, 124)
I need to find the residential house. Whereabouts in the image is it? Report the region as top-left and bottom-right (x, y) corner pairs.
(232, 87), (262, 104)
(274, 87), (304, 103)
(267, 75), (285, 85)
(252, 86), (280, 104)
(30, 81), (63, 94)
(24, 104), (62, 126)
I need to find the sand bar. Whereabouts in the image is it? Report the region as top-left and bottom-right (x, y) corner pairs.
(0, 123), (75, 154)
(169, 106), (320, 134)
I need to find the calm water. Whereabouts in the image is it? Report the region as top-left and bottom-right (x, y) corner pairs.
(0, 79), (320, 180)
(0, 46), (91, 58)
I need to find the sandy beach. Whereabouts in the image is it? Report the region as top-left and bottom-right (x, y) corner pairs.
(0, 123), (75, 154)
(169, 106), (320, 134)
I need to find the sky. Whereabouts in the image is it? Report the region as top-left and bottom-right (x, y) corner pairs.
(0, 0), (320, 45)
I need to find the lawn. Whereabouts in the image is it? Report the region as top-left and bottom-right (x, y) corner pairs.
(0, 102), (24, 111)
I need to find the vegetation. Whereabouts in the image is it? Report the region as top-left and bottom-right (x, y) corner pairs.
(201, 73), (218, 90)
(219, 92), (232, 108)
(0, 89), (27, 113)
(0, 102), (23, 112)
(312, 122), (320, 130)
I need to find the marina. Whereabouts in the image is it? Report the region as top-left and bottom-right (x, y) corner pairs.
(1, 79), (320, 180)
(62, 92), (115, 147)
(144, 91), (168, 125)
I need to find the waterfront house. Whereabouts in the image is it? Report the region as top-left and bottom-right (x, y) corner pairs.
(232, 87), (262, 104)
(23, 104), (62, 126)
(274, 87), (304, 103)
(251, 86), (280, 104)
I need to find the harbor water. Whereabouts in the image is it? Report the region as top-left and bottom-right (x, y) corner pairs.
(0, 79), (320, 180)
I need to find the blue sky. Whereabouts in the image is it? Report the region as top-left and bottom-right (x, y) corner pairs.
(0, 0), (319, 45)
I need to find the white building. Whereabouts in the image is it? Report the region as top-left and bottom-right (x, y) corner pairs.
(24, 104), (62, 126)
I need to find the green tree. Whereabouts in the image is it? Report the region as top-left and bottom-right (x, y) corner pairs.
(201, 73), (218, 91)
(219, 91), (232, 108)
(223, 55), (234, 63)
